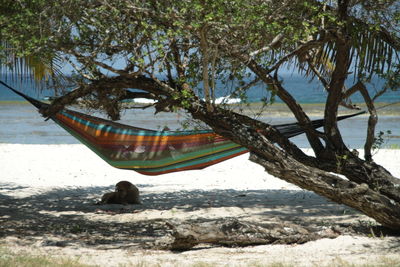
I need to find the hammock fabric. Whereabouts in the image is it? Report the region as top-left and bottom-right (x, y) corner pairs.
(1, 81), (365, 175)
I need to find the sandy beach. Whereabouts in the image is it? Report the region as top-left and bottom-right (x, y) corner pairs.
(0, 144), (399, 266)
(1, 1), (400, 264)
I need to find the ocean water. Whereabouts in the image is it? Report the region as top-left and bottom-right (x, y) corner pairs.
(0, 75), (399, 148)
(1, 74), (399, 103)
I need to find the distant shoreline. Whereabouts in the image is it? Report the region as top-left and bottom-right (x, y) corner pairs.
(1, 100), (399, 115)
(1, 100), (399, 147)
(241, 102), (400, 117)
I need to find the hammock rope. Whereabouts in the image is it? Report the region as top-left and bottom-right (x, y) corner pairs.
(1, 80), (365, 175)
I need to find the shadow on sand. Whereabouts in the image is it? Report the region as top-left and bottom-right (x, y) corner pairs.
(0, 183), (399, 250)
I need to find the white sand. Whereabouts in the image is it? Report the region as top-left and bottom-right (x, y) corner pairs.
(0, 144), (399, 266)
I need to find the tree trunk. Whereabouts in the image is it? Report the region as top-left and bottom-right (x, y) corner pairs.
(189, 105), (400, 231)
(41, 75), (400, 231)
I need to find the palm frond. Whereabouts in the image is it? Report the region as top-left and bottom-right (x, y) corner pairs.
(0, 41), (65, 88)
(348, 21), (399, 78)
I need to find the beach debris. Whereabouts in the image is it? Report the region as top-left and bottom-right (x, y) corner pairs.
(156, 218), (339, 250)
(40, 239), (69, 247)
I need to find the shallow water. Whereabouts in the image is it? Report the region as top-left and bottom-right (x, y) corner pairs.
(0, 102), (399, 148)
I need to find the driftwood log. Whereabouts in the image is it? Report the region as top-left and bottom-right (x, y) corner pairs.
(157, 218), (339, 250)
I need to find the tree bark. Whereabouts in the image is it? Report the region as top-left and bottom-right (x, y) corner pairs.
(189, 104), (400, 230)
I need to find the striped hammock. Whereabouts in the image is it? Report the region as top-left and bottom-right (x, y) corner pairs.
(1, 81), (364, 175)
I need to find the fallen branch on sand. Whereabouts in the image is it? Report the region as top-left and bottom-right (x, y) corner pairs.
(156, 218), (340, 250)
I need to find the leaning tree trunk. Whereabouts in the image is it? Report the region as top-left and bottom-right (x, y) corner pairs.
(40, 74), (400, 230)
(189, 104), (400, 230)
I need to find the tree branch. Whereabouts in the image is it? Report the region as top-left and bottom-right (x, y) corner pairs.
(324, 19), (351, 153)
(41, 75), (167, 117)
(267, 39), (327, 74)
(218, 41), (326, 156)
(249, 33), (284, 57)
(307, 59), (360, 110)
(200, 25), (213, 112)
(357, 82), (377, 162)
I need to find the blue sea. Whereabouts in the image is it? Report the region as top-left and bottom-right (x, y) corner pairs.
(0, 75), (399, 148)
(1, 74), (399, 103)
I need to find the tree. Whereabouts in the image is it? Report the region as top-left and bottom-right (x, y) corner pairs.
(1, 0), (400, 229)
